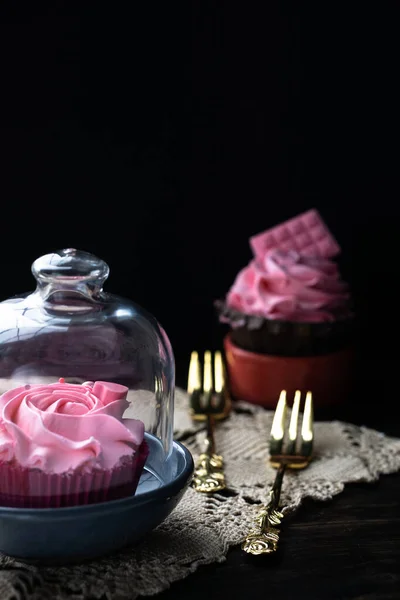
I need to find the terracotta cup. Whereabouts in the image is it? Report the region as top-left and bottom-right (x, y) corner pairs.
(224, 333), (354, 410)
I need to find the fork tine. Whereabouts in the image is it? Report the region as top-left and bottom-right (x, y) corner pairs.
(300, 391), (314, 457)
(270, 389), (287, 455)
(187, 351), (201, 394)
(214, 351), (224, 394)
(188, 351), (202, 414)
(286, 389), (301, 455)
(213, 350), (228, 415)
(203, 350), (213, 395)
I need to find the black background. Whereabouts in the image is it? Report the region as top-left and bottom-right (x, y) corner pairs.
(0, 3), (399, 398)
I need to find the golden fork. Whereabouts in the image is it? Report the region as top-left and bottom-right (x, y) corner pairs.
(242, 389), (313, 555)
(187, 350), (231, 493)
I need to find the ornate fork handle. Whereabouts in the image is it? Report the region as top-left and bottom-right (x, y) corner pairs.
(242, 464), (286, 555)
(192, 413), (226, 493)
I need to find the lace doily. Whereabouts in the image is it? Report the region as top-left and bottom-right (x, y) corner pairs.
(1, 388), (400, 600)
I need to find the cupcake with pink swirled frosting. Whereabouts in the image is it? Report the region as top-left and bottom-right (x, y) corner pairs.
(0, 379), (148, 508)
(216, 211), (354, 356)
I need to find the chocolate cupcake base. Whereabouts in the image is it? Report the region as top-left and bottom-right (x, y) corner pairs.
(216, 301), (355, 357)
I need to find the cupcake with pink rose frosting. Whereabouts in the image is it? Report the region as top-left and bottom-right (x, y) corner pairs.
(0, 378), (149, 508)
(215, 210), (355, 408)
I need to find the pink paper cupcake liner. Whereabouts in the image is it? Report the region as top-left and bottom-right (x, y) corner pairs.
(0, 440), (149, 508)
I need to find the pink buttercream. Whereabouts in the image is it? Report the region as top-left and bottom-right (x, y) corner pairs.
(0, 380), (144, 473)
(226, 250), (349, 322)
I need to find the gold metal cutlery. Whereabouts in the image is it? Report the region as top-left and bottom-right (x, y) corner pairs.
(187, 350), (231, 493)
(242, 389), (314, 555)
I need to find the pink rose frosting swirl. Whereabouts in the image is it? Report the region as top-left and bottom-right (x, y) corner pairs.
(226, 250), (350, 322)
(0, 379), (144, 472)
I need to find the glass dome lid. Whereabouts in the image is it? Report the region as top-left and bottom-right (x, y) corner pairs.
(0, 248), (175, 458)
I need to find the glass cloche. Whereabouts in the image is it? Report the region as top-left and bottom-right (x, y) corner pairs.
(0, 248), (175, 460)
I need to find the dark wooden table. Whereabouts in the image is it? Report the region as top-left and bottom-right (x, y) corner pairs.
(159, 475), (400, 600)
(165, 358), (400, 600)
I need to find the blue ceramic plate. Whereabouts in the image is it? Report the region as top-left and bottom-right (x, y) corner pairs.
(0, 434), (193, 564)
